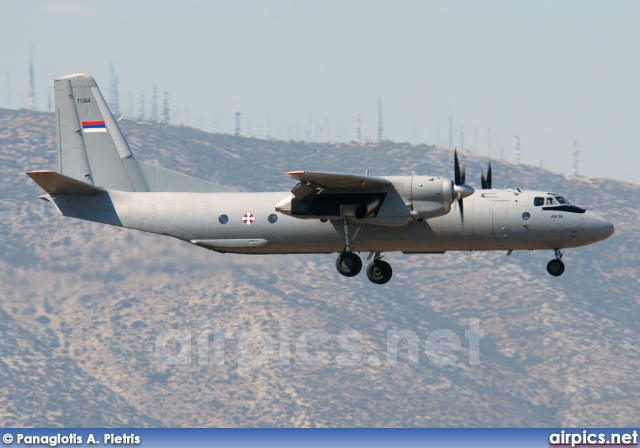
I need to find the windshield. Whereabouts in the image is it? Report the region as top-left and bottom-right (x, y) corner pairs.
(554, 196), (570, 205)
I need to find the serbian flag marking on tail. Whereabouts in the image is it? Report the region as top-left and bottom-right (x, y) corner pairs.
(82, 121), (107, 133)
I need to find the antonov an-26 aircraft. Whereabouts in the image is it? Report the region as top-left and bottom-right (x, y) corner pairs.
(27, 74), (614, 284)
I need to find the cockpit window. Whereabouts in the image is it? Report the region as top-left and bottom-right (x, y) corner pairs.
(555, 196), (569, 205)
(546, 197), (554, 205)
(534, 197), (544, 206)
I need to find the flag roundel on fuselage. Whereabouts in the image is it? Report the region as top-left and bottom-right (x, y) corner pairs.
(242, 213), (255, 225)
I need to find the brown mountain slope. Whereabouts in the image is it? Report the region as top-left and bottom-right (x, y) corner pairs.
(1, 109), (638, 426)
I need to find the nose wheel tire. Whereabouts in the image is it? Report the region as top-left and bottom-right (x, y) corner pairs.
(366, 259), (393, 284)
(336, 252), (362, 277)
(547, 259), (565, 277)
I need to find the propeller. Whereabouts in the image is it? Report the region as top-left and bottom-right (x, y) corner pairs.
(481, 162), (492, 189)
(453, 150), (474, 219)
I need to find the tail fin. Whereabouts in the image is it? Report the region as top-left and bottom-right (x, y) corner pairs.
(55, 73), (137, 191)
(53, 73), (230, 193)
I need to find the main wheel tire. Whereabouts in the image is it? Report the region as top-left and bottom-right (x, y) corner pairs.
(366, 259), (393, 284)
(336, 252), (362, 277)
(547, 259), (565, 277)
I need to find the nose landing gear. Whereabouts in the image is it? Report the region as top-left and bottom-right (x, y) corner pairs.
(547, 249), (565, 277)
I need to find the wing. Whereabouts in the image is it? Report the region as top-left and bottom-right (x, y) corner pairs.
(284, 171), (391, 201)
(278, 171), (412, 226)
(284, 171), (391, 189)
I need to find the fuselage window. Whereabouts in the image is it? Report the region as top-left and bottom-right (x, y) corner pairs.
(268, 214), (278, 223)
(534, 197), (544, 206)
(219, 214), (229, 224)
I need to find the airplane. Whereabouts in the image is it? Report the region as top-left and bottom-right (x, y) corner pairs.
(26, 74), (614, 285)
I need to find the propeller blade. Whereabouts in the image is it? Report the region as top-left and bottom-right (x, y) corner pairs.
(481, 162), (492, 189)
(454, 150), (461, 185)
(453, 149), (474, 221)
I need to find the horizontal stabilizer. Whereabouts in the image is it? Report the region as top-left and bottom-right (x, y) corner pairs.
(26, 170), (106, 195)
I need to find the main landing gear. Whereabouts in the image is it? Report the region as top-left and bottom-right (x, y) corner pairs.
(336, 251), (393, 284)
(335, 220), (393, 284)
(546, 249), (565, 277)
(366, 255), (393, 284)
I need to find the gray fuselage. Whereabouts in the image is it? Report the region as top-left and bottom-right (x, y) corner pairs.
(53, 187), (613, 255)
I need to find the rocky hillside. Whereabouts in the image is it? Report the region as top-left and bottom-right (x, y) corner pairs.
(0, 108), (638, 426)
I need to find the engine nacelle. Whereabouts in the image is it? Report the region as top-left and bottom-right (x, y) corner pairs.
(408, 176), (454, 220)
(275, 174), (470, 225)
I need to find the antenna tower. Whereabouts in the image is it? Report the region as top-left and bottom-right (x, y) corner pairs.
(163, 91), (170, 124)
(138, 90), (145, 119)
(377, 97), (383, 143)
(235, 111), (241, 136)
(448, 111), (453, 148)
(109, 65), (120, 116)
(474, 127), (478, 153)
(27, 41), (36, 111)
(151, 86), (158, 122)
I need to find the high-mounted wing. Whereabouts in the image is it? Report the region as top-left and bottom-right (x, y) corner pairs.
(276, 171), (413, 226)
(284, 171), (391, 201)
(284, 171), (391, 190)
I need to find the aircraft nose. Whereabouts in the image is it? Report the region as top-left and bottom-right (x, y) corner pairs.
(585, 211), (614, 242)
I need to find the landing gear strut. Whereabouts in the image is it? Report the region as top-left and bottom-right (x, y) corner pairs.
(335, 220), (392, 283)
(336, 220), (362, 277)
(546, 249), (565, 277)
(366, 253), (393, 284)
